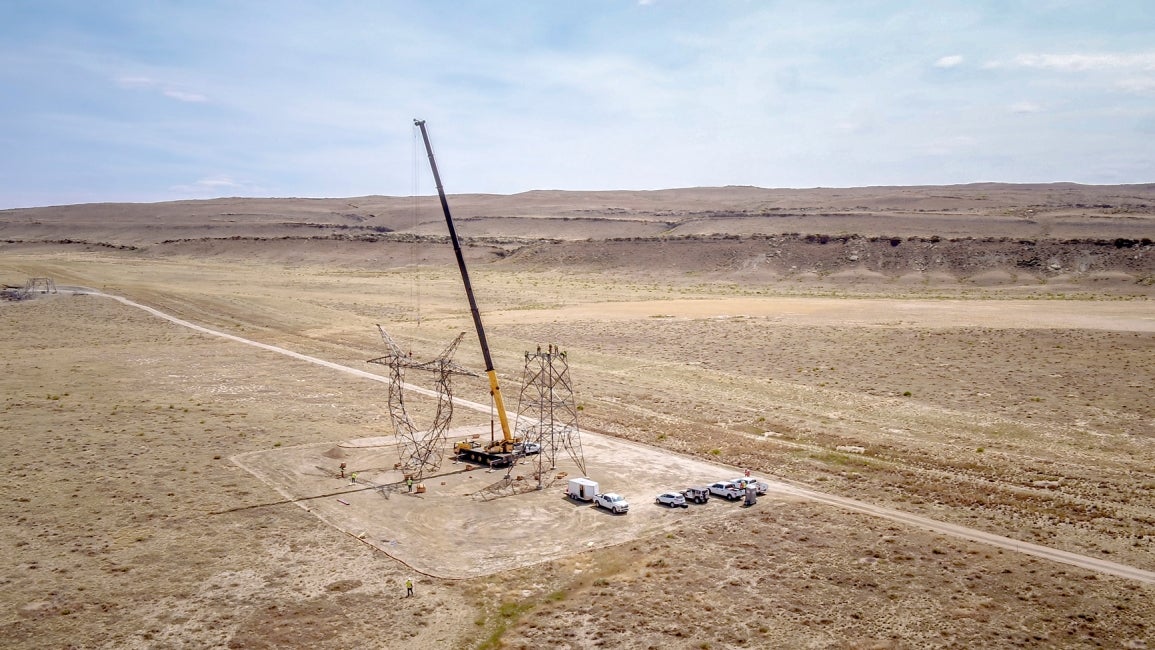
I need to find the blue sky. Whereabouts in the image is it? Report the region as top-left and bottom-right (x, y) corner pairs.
(2, 1), (1153, 209)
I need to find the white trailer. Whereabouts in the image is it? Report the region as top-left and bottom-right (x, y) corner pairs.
(567, 477), (598, 502)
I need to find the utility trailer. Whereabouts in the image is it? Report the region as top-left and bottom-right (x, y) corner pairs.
(567, 477), (599, 502)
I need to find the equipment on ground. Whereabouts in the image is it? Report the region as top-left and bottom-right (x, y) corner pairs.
(2, 277), (56, 301)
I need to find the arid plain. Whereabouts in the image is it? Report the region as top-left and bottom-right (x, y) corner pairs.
(2, 183), (1154, 648)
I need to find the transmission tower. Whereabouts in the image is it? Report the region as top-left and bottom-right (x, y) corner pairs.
(20, 277), (57, 299)
(514, 344), (587, 485)
(367, 325), (475, 480)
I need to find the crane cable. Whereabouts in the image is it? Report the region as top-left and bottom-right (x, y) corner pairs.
(410, 124), (422, 330)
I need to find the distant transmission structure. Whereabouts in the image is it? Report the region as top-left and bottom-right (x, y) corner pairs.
(514, 344), (587, 484)
(367, 325), (475, 480)
(25, 277), (57, 295)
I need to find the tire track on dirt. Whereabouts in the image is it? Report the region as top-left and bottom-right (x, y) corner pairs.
(81, 289), (491, 411)
(85, 289), (1155, 585)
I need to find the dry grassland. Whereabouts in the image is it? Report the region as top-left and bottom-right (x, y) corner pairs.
(2, 185), (1154, 648)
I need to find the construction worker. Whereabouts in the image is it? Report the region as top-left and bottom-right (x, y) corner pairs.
(407, 477), (414, 492)
(405, 578), (414, 597)
(350, 472), (357, 485)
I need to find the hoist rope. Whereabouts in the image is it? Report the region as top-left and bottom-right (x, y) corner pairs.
(410, 123), (422, 329)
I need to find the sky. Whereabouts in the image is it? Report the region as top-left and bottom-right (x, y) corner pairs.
(1, 1), (1153, 209)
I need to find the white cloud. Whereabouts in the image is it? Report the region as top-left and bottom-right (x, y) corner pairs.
(195, 177), (241, 188)
(922, 135), (977, 156)
(170, 176), (253, 195)
(115, 75), (157, 88)
(115, 74), (209, 102)
(1010, 101), (1042, 113)
(934, 55), (964, 68)
(1117, 77), (1155, 93)
(1008, 52), (1155, 72)
(162, 89), (207, 103)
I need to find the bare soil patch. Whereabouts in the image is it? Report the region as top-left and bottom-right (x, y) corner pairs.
(236, 429), (797, 580)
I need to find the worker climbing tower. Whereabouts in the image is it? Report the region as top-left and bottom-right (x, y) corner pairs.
(368, 325), (475, 480)
(514, 344), (587, 484)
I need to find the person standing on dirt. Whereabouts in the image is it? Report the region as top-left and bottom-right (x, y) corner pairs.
(350, 472), (357, 485)
(407, 477), (414, 492)
(405, 578), (414, 597)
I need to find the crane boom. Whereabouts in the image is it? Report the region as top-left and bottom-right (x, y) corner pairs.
(413, 119), (515, 451)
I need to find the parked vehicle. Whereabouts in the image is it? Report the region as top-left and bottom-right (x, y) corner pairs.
(730, 477), (769, 495)
(567, 477), (598, 502)
(655, 492), (688, 508)
(682, 486), (711, 504)
(708, 481), (744, 501)
(594, 492), (630, 514)
(514, 441), (541, 456)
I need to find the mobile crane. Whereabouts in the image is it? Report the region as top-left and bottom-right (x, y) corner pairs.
(413, 119), (519, 468)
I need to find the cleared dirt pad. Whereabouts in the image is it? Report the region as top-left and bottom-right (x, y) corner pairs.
(236, 430), (794, 579)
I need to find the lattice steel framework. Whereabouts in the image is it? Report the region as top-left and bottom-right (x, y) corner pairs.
(24, 278), (56, 294)
(514, 344), (587, 484)
(367, 325), (475, 480)
(5, 277), (58, 300)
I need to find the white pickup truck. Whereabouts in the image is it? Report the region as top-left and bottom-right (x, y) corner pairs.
(730, 477), (770, 495)
(708, 481), (745, 501)
(594, 492), (630, 514)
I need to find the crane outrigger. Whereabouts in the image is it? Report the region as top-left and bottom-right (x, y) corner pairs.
(413, 119), (518, 467)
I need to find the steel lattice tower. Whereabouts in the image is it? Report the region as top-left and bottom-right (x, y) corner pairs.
(20, 277), (56, 299)
(367, 326), (475, 480)
(514, 344), (587, 484)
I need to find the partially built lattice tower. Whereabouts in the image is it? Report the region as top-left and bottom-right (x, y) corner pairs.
(25, 277), (57, 294)
(514, 345), (587, 485)
(367, 326), (475, 480)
